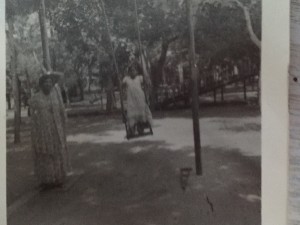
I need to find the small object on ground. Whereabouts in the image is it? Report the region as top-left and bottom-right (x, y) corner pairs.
(180, 167), (192, 191)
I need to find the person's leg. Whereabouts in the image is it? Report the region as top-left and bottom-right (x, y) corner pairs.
(128, 118), (136, 136)
(145, 106), (153, 127)
(137, 122), (144, 134)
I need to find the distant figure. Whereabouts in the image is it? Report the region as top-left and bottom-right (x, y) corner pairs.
(122, 65), (153, 135)
(30, 74), (71, 190)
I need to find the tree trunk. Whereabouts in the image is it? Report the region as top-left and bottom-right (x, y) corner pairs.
(234, 0), (261, 49)
(7, 21), (21, 143)
(38, 0), (52, 71)
(106, 75), (115, 113)
(88, 77), (92, 94)
(178, 62), (184, 85)
(88, 67), (92, 94)
(96, 0), (125, 116)
(77, 78), (84, 101)
(151, 38), (175, 106)
(51, 48), (57, 71)
(288, 1), (300, 223)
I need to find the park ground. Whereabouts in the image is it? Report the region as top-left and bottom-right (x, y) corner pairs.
(6, 104), (261, 225)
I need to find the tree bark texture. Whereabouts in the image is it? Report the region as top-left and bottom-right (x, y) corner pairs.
(77, 78), (85, 101)
(234, 0), (261, 49)
(151, 37), (177, 106)
(288, 0), (300, 223)
(106, 75), (115, 113)
(38, 0), (52, 71)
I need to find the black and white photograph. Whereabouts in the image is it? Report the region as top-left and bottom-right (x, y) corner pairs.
(6, 0), (261, 224)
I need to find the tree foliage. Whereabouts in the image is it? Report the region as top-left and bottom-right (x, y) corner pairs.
(6, 0), (262, 101)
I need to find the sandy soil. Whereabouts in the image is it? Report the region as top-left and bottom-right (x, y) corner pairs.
(6, 105), (261, 225)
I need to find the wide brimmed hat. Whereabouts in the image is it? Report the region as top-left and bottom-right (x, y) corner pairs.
(39, 71), (64, 86)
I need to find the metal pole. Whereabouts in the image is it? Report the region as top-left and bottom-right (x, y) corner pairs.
(186, 0), (202, 175)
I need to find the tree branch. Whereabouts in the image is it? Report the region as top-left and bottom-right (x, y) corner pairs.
(33, 51), (48, 74)
(233, 0), (261, 49)
(33, 50), (64, 79)
(158, 35), (179, 65)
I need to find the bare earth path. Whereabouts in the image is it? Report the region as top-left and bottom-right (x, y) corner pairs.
(7, 106), (261, 225)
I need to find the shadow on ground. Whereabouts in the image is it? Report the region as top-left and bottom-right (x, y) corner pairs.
(7, 107), (261, 225)
(8, 142), (260, 225)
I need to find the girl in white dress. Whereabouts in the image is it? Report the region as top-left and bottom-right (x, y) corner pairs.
(122, 66), (153, 135)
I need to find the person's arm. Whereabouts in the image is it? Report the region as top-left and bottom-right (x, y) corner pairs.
(139, 75), (143, 83)
(54, 84), (67, 125)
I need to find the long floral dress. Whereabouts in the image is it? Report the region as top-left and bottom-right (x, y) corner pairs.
(123, 75), (153, 128)
(30, 84), (71, 186)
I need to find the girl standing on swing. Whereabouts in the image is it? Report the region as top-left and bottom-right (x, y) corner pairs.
(122, 63), (153, 136)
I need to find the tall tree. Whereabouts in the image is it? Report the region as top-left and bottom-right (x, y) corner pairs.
(6, 0), (28, 143)
(38, 0), (51, 71)
(201, 0), (261, 48)
(195, 1), (260, 61)
(233, 0), (260, 49)
(112, 0), (186, 102)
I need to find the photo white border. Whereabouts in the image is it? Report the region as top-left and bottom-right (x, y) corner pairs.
(261, 0), (289, 224)
(0, 0), (7, 224)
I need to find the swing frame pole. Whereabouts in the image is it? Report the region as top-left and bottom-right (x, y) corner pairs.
(186, 0), (202, 175)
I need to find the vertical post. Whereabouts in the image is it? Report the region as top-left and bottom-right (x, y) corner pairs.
(38, 0), (52, 71)
(221, 87), (224, 102)
(186, 0), (202, 175)
(213, 88), (217, 103)
(221, 79), (224, 102)
(243, 78), (247, 101)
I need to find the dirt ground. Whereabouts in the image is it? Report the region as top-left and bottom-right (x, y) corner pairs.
(6, 105), (261, 225)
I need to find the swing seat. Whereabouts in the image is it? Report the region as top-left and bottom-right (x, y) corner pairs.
(125, 120), (153, 140)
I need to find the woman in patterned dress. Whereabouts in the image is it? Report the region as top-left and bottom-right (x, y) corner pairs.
(122, 65), (153, 135)
(30, 74), (71, 190)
